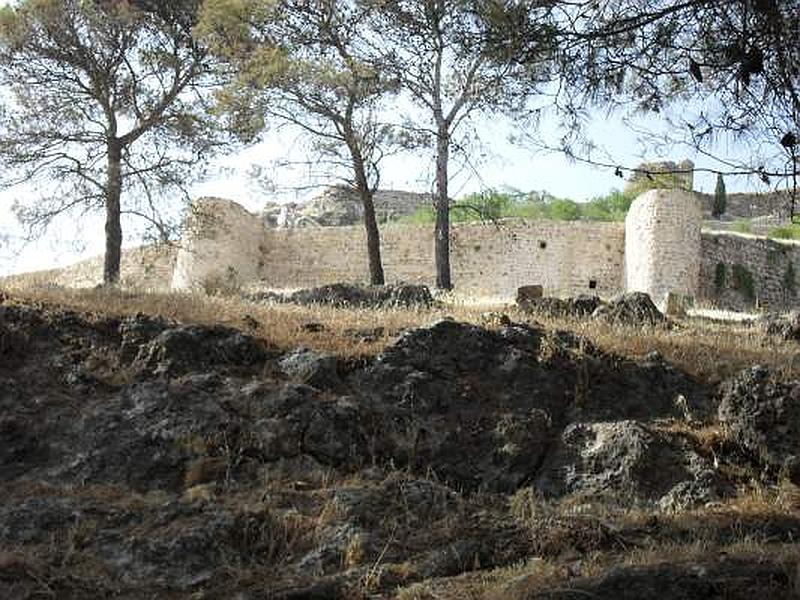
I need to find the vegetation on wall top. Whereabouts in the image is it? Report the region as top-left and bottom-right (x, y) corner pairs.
(398, 188), (637, 225)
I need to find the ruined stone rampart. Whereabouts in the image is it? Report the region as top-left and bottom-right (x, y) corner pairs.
(2, 244), (176, 290)
(13, 190), (799, 313)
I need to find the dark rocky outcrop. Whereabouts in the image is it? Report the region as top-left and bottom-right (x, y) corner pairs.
(518, 294), (603, 319)
(0, 299), (796, 599)
(718, 366), (800, 482)
(592, 291), (666, 326)
(254, 282), (434, 309)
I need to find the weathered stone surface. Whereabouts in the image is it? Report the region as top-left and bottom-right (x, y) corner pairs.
(132, 324), (271, 377)
(172, 198), (267, 292)
(279, 347), (341, 390)
(699, 232), (800, 312)
(534, 421), (723, 507)
(592, 291), (666, 326)
(519, 295), (602, 319)
(625, 189), (701, 310)
(718, 366), (800, 482)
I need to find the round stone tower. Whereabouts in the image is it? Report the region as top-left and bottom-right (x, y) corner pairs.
(171, 197), (266, 292)
(624, 189), (702, 309)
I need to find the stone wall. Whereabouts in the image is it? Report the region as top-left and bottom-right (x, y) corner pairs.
(257, 220), (626, 300)
(625, 190), (702, 309)
(699, 231), (800, 311)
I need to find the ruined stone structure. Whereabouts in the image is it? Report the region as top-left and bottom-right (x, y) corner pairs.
(625, 159), (695, 194)
(172, 198), (266, 293)
(165, 189), (800, 311)
(11, 188), (796, 313)
(625, 190), (702, 307)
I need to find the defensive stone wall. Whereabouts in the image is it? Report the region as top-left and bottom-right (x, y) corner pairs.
(13, 190), (800, 314)
(257, 220), (626, 299)
(625, 190), (702, 309)
(699, 231), (800, 311)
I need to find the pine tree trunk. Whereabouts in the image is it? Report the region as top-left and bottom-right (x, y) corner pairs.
(104, 142), (123, 285)
(350, 143), (385, 285)
(361, 193), (385, 285)
(434, 125), (451, 290)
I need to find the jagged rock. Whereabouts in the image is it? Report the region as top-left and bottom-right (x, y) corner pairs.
(285, 283), (434, 309)
(279, 347), (341, 390)
(718, 366), (800, 482)
(359, 320), (709, 491)
(133, 324), (270, 377)
(534, 421), (724, 506)
(592, 291), (666, 326)
(518, 295), (603, 319)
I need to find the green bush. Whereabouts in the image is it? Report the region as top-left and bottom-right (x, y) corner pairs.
(714, 262), (726, 292)
(732, 220), (753, 234)
(395, 187), (637, 225)
(731, 264), (756, 303)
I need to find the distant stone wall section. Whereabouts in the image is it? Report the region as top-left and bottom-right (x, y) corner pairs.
(699, 231), (800, 311)
(625, 190), (702, 309)
(696, 190), (793, 219)
(2, 245), (176, 290)
(257, 220), (625, 299)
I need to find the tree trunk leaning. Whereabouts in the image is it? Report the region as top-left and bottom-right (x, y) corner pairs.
(104, 142), (123, 285)
(434, 126), (452, 290)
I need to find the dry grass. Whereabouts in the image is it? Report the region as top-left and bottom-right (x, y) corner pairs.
(3, 282), (798, 383)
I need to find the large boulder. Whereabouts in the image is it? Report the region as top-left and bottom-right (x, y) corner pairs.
(718, 366), (800, 482)
(357, 320), (710, 491)
(534, 420), (724, 507)
(257, 283), (434, 309)
(592, 291), (666, 326)
(518, 295), (603, 319)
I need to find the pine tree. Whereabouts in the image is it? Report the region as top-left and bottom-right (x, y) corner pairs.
(713, 173), (727, 219)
